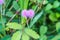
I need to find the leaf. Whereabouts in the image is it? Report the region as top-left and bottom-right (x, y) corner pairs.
(1, 35), (11, 40)
(37, 0), (43, 3)
(24, 0), (29, 9)
(40, 35), (47, 40)
(40, 25), (47, 35)
(43, 0), (48, 5)
(6, 22), (23, 30)
(18, 0), (24, 10)
(12, 31), (21, 40)
(0, 24), (3, 32)
(30, 10), (43, 28)
(51, 34), (60, 40)
(6, 0), (12, 8)
(6, 11), (14, 17)
(45, 4), (52, 11)
(37, 0), (48, 5)
(56, 22), (60, 32)
(13, 1), (19, 10)
(22, 33), (30, 40)
(56, 7), (60, 12)
(0, 17), (6, 24)
(56, 13), (60, 18)
(5, 27), (9, 31)
(25, 28), (40, 39)
(21, 17), (27, 24)
(49, 13), (57, 22)
(30, 0), (37, 3)
(53, 1), (60, 8)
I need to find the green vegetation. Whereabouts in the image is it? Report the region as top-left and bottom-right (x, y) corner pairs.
(0, 0), (60, 40)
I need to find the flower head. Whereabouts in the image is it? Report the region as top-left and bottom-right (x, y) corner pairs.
(21, 10), (28, 18)
(0, 0), (4, 5)
(21, 9), (35, 18)
(28, 9), (35, 18)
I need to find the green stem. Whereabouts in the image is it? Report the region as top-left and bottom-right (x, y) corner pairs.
(27, 20), (29, 28)
(1, 5), (6, 36)
(43, 12), (46, 25)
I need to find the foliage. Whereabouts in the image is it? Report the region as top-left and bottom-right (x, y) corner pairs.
(0, 0), (60, 40)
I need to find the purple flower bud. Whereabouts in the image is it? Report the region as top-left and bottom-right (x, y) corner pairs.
(0, 0), (4, 5)
(21, 9), (35, 18)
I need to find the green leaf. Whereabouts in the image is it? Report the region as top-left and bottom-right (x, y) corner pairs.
(30, 10), (43, 28)
(25, 28), (39, 39)
(21, 17), (27, 24)
(56, 22), (60, 32)
(40, 35), (47, 40)
(6, 0), (12, 8)
(6, 22), (23, 30)
(22, 33), (30, 40)
(30, 0), (37, 3)
(56, 13), (60, 18)
(1, 35), (11, 40)
(0, 24), (3, 32)
(6, 11), (14, 17)
(24, 0), (29, 9)
(0, 24), (5, 32)
(12, 31), (21, 40)
(13, 1), (19, 10)
(40, 25), (47, 35)
(49, 13), (57, 22)
(43, 0), (48, 5)
(56, 7), (60, 12)
(45, 4), (52, 11)
(0, 17), (6, 24)
(18, 0), (24, 10)
(53, 1), (60, 8)
(51, 34), (60, 40)
(37, 0), (48, 5)
(37, 0), (43, 3)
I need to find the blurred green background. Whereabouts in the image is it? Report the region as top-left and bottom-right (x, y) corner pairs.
(0, 0), (60, 40)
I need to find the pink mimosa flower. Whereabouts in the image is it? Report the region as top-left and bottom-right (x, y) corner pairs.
(21, 10), (28, 18)
(28, 9), (35, 18)
(0, 0), (4, 5)
(21, 9), (35, 18)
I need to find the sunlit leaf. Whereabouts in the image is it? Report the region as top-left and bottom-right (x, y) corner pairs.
(6, 22), (23, 30)
(22, 33), (30, 40)
(12, 31), (21, 40)
(56, 13), (60, 18)
(49, 13), (58, 22)
(25, 28), (39, 39)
